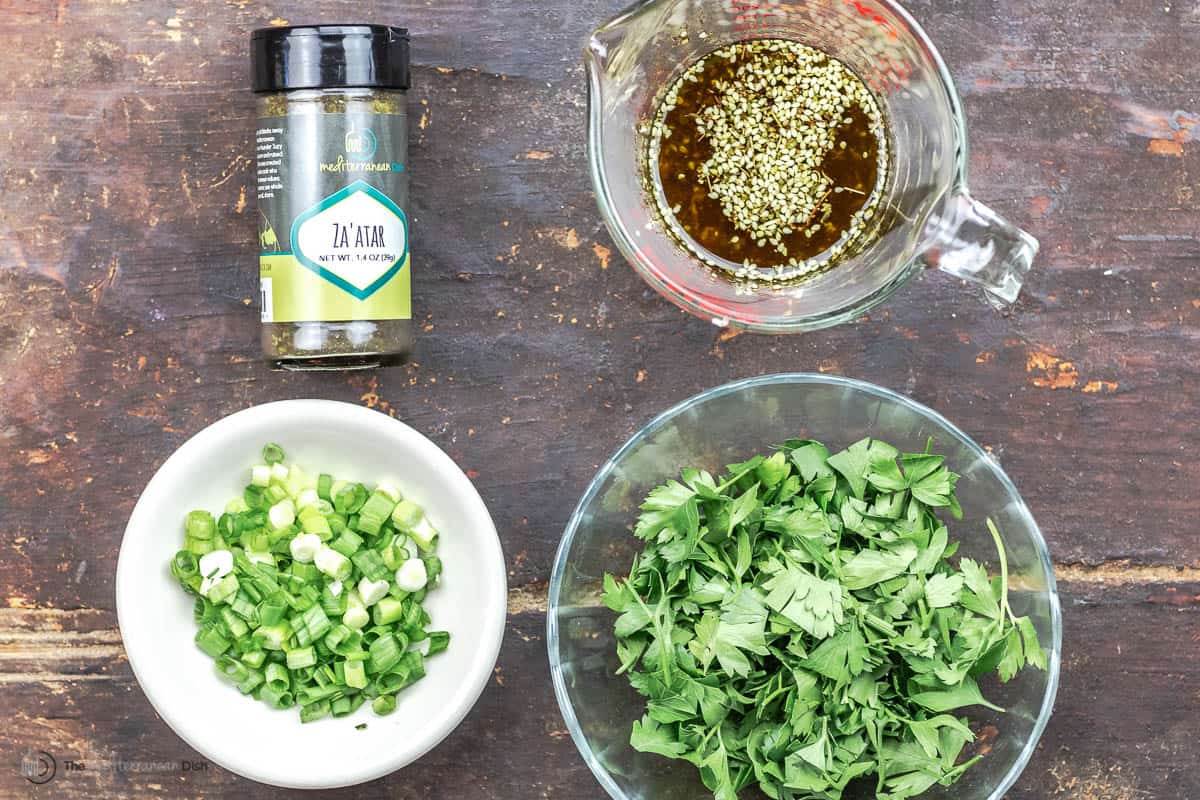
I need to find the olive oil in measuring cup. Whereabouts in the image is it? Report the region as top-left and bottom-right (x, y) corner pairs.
(649, 39), (888, 282)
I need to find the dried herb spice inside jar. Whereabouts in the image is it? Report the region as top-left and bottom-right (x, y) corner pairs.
(649, 39), (889, 283)
(252, 25), (413, 370)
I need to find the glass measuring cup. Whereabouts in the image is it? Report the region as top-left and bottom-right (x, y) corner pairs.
(586, 0), (1039, 332)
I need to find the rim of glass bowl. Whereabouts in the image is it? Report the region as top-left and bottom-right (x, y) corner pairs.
(547, 373), (1062, 800)
(584, 0), (970, 333)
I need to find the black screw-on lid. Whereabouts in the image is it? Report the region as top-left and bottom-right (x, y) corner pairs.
(251, 24), (410, 93)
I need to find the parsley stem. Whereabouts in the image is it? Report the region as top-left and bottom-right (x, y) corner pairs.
(714, 467), (753, 494)
(986, 518), (1014, 624)
(862, 612), (896, 638)
(937, 611), (953, 652)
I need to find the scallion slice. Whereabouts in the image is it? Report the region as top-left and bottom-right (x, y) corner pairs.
(262, 442), (285, 465)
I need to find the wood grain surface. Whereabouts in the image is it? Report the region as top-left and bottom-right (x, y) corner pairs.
(1, 0), (1197, 797)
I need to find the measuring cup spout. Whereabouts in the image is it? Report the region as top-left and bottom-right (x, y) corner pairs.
(922, 192), (1039, 307)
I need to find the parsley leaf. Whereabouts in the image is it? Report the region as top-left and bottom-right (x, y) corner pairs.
(911, 677), (1004, 713)
(959, 557), (1001, 619)
(841, 542), (917, 590)
(924, 573), (964, 608)
(630, 716), (688, 758)
(1017, 616), (1048, 671)
(689, 589), (769, 678)
(801, 621), (868, 682)
(827, 437), (899, 498)
(762, 560), (844, 639)
(634, 480), (696, 540)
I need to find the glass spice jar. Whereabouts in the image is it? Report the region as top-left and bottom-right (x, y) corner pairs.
(251, 25), (413, 370)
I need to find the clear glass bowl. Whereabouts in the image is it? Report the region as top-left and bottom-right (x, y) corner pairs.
(548, 374), (1061, 800)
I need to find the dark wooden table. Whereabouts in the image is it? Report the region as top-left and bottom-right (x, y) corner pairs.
(1, 0), (1197, 797)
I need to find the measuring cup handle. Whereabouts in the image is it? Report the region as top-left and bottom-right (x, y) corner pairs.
(922, 192), (1039, 307)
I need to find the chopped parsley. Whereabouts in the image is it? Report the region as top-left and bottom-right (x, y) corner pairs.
(604, 437), (1046, 800)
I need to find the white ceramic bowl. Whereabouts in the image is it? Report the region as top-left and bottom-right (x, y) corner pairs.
(116, 400), (507, 789)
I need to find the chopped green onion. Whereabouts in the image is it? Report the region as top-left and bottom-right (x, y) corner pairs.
(373, 597), (406, 626)
(351, 549), (389, 582)
(205, 573), (239, 605)
(291, 561), (319, 582)
(380, 542), (405, 571)
(295, 488), (318, 509)
(251, 465), (272, 487)
(390, 500), (421, 530)
(220, 608), (249, 638)
(244, 485), (266, 510)
(356, 491), (397, 536)
(196, 625), (231, 658)
(258, 595), (287, 626)
(391, 500), (440, 551)
(332, 629), (364, 657)
(297, 604), (332, 641)
(366, 634), (401, 674)
(238, 668), (265, 695)
(342, 594), (370, 630)
(426, 631), (451, 656)
(286, 647), (317, 670)
(229, 593), (259, 623)
(423, 556), (443, 585)
(314, 546), (352, 581)
(284, 464), (315, 498)
(344, 659), (368, 689)
(297, 683), (343, 704)
(297, 507), (332, 540)
(225, 496), (250, 514)
(300, 700), (331, 723)
(262, 442), (285, 464)
(216, 654), (250, 684)
(170, 550), (199, 582)
(254, 622), (291, 651)
(323, 623), (351, 651)
(265, 662), (290, 690)
(330, 529), (363, 557)
(258, 682), (294, 709)
(186, 510), (216, 540)
(334, 483), (368, 515)
(170, 449), (448, 723)
(243, 509), (268, 530)
(320, 587), (345, 618)
(241, 649), (267, 669)
(268, 499), (296, 530)
(184, 511), (216, 555)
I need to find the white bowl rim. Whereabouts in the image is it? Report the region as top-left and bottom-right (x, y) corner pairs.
(116, 399), (507, 789)
(547, 372), (1062, 800)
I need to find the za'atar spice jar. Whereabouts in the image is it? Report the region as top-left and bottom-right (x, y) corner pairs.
(251, 24), (413, 370)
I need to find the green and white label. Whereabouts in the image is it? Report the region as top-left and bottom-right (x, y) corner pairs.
(293, 181), (408, 301)
(256, 107), (410, 323)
